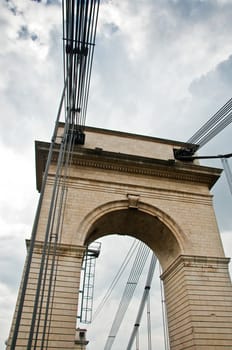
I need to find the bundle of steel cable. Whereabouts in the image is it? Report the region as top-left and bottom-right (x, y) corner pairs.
(126, 254), (157, 350)
(10, 2), (101, 347)
(188, 97), (232, 148)
(104, 243), (151, 350)
(62, 0), (100, 134)
(93, 239), (140, 321)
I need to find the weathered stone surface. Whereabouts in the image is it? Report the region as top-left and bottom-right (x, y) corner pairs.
(7, 126), (231, 349)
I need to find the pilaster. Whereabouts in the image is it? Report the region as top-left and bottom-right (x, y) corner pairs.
(7, 241), (85, 349)
(161, 255), (232, 349)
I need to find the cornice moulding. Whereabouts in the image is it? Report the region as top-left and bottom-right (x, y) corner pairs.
(35, 141), (221, 192)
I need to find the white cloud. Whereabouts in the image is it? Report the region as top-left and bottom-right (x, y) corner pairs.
(88, 0), (232, 141)
(0, 283), (19, 348)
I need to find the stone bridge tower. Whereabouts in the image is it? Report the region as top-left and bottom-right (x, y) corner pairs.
(7, 125), (232, 349)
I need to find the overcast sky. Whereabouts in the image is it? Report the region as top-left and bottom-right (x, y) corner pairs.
(1, 0), (232, 349)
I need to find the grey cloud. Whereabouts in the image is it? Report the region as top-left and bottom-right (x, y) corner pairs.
(103, 22), (119, 36)
(185, 55), (232, 231)
(200, 134), (232, 232)
(0, 235), (26, 289)
(213, 171), (232, 232)
(187, 54), (232, 149)
(0, 26), (63, 151)
(17, 24), (38, 41)
(17, 25), (29, 39)
(47, 24), (63, 62)
(0, 199), (37, 226)
(45, 0), (61, 5)
(169, 0), (215, 20)
(142, 0), (232, 53)
(31, 0), (61, 5)
(89, 0), (232, 139)
(190, 55), (232, 99)
(4, 0), (21, 16)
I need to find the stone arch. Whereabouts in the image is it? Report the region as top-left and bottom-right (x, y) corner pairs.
(8, 125), (232, 350)
(77, 200), (188, 270)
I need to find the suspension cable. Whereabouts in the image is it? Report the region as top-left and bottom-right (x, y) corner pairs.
(44, 186), (68, 349)
(11, 1), (101, 347)
(42, 129), (77, 348)
(62, 0), (100, 133)
(9, 74), (69, 350)
(147, 292), (152, 350)
(27, 114), (72, 349)
(136, 330), (139, 350)
(126, 254), (157, 350)
(31, 1), (101, 341)
(93, 239), (140, 321)
(174, 97), (232, 161)
(104, 242), (150, 350)
(221, 158), (232, 195)
(35, 112), (81, 348)
(159, 264), (170, 350)
(28, 80), (83, 348)
(187, 97), (232, 148)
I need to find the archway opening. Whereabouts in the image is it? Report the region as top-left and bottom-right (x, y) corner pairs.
(78, 206), (183, 348)
(81, 235), (166, 350)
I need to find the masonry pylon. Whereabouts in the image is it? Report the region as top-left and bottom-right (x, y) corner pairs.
(7, 125), (232, 349)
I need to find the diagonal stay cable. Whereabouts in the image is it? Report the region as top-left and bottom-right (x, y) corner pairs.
(104, 242), (150, 350)
(221, 158), (232, 196)
(31, 76), (77, 348)
(9, 75), (69, 350)
(93, 239), (140, 321)
(41, 121), (78, 348)
(44, 186), (68, 349)
(26, 110), (73, 349)
(63, 0), (100, 132)
(40, 122), (79, 348)
(195, 111), (232, 147)
(126, 253), (157, 350)
(187, 97), (232, 147)
(175, 97), (232, 161)
(10, 1), (101, 347)
(147, 291), (152, 350)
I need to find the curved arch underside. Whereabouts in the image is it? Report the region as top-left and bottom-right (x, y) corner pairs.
(85, 208), (181, 270)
